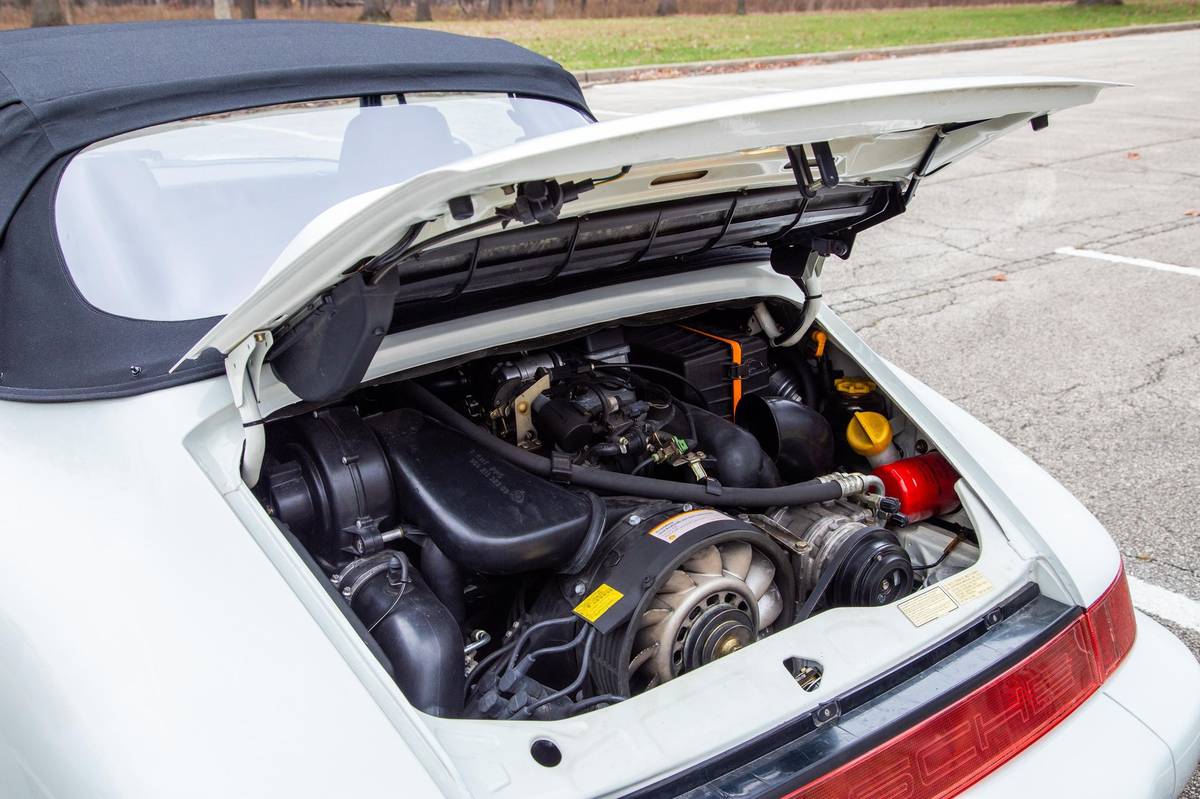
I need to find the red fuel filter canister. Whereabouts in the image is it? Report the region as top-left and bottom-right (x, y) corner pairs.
(873, 452), (960, 522)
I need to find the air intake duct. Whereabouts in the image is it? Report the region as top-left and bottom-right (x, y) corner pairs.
(336, 552), (464, 717)
(262, 405), (602, 575)
(368, 409), (602, 575)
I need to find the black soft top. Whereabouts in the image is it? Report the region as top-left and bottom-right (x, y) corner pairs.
(0, 21), (589, 401)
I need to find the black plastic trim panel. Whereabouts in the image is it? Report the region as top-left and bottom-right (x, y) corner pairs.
(385, 183), (902, 333)
(623, 583), (1077, 799)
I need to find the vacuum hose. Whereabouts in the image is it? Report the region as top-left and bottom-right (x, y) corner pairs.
(398, 382), (847, 508)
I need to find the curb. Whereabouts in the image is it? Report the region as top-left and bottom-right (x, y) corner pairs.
(572, 20), (1200, 85)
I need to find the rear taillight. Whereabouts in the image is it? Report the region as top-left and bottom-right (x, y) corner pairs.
(1084, 566), (1137, 680)
(790, 568), (1136, 799)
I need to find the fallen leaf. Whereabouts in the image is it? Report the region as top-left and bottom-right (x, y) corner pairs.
(1186, 209), (1200, 217)
(1135, 553), (1153, 562)
(990, 273), (1008, 282)
(1126, 151), (1141, 160)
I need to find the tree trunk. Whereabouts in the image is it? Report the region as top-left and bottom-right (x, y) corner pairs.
(579, 0), (586, 14)
(414, 0), (432, 18)
(655, 0), (677, 13)
(213, 0), (232, 18)
(360, 0), (392, 20)
(736, 0), (745, 12)
(31, 0), (71, 26)
(238, 0), (256, 17)
(487, 0), (501, 15)
(543, 0), (554, 14)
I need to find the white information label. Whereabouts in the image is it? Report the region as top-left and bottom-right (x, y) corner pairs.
(898, 586), (959, 627)
(942, 570), (994, 606)
(647, 509), (732, 543)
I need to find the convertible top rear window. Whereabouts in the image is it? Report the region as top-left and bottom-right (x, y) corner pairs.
(54, 95), (589, 322)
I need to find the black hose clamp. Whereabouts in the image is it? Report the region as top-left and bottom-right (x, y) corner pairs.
(550, 451), (573, 484)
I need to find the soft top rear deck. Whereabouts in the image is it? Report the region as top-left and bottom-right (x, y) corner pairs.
(0, 21), (586, 401)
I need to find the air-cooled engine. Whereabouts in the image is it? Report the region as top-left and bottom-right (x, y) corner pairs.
(256, 309), (972, 720)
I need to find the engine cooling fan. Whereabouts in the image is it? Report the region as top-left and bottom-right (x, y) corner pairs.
(632, 540), (784, 689)
(587, 509), (794, 697)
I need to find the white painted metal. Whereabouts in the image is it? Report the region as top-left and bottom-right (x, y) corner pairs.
(0, 384), (460, 799)
(223, 329), (272, 487)
(180, 77), (1116, 363)
(5, 79), (1197, 799)
(1107, 613), (1200, 797)
(0, 260), (1195, 798)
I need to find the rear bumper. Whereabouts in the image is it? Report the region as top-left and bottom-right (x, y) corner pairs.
(626, 591), (1200, 799)
(963, 611), (1200, 799)
(630, 585), (1074, 799)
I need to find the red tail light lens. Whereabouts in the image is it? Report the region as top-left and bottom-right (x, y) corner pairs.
(789, 568), (1136, 799)
(1084, 567), (1137, 679)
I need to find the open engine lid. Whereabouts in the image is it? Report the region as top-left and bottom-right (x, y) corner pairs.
(179, 77), (1115, 402)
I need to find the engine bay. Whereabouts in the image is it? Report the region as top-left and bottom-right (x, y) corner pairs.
(255, 304), (980, 721)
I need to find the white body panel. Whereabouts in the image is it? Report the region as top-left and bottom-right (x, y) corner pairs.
(5, 75), (1195, 798)
(3, 263), (1196, 797)
(181, 77), (1114, 361)
(0, 382), (459, 799)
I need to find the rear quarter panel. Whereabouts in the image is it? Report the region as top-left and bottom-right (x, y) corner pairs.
(0, 386), (453, 798)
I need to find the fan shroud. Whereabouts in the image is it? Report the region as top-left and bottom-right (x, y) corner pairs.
(590, 524), (794, 698)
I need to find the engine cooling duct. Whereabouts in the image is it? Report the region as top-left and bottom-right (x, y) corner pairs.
(577, 504), (795, 697)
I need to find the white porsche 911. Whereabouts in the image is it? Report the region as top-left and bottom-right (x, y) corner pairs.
(0, 19), (1196, 799)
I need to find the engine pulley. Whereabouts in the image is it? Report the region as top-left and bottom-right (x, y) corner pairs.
(772, 503), (914, 608)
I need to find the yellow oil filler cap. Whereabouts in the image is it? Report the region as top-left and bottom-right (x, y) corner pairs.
(834, 377), (877, 398)
(846, 411), (893, 457)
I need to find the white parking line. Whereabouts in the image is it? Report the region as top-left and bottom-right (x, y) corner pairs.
(1128, 575), (1200, 634)
(1056, 246), (1200, 278)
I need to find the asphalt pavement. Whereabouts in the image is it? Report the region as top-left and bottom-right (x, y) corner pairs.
(585, 29), (1200, 795)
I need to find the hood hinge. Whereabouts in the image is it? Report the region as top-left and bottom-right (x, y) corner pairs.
(226, 330), (274, 488)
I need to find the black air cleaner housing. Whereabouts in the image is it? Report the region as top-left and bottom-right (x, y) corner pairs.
(262, 406), (396, 569)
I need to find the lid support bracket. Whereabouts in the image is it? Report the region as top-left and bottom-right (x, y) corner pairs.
(904, 128), (946, 205)
(226, 330), (274, 488)
(785, 144), (819, 199)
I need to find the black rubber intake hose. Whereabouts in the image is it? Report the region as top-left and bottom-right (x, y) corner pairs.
(347, 553), (465, 717)
(665, 404), (781, 489)
(398, 383), (844, 508)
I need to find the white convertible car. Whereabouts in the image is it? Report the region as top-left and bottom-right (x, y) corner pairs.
(0, 20), (1197, 799)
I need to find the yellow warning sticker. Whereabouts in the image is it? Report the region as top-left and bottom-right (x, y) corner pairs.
(573, 583), (624, 624)
(898, 586), (959, 627)
(647, 509), (732, 543)
(942, 570), (994, 606)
